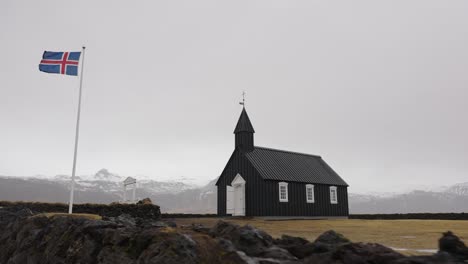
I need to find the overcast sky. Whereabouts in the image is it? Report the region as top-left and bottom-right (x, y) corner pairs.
(1, 1), (468, 193)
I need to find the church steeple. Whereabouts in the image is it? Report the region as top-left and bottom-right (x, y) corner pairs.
(234, 106), (255, 152)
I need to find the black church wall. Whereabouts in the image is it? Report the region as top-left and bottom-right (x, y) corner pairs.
(260, 181), (348, 217)
(217, 150), (349, 217)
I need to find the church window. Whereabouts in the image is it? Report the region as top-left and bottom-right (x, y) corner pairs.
(330, 186), (338, 204)
(279, 182), (288, 202)
(306, 184), (315, 203)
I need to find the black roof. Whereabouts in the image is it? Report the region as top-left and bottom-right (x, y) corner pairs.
(234, 107), (255, 133)
(245, 146), (348, 186)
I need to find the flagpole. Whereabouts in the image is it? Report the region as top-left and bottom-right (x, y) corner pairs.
(69, 46), (86, 214)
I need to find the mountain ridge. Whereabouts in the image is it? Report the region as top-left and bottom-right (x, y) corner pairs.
(1, 169), (467, 214)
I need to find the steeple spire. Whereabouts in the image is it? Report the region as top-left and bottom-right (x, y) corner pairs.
(234, 107), (255, 133)
(234, 106), (255, 151)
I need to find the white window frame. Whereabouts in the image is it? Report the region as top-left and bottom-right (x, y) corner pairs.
(330, 186), (338, 204)
(278, 182), (288, 202)
(306, 184), (315, 203)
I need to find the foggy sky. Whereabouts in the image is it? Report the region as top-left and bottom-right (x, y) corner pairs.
(1, 1), (468, 193)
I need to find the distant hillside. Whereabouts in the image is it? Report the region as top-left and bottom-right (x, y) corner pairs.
(0, 169), (216, 213)
(1, 170), (467, 214)
(0, 176), (118, 203)
(349, 183), (468, 214)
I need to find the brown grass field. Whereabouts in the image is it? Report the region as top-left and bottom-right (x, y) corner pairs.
(174, 218), (468, 255)
(35, 212), (102, 220)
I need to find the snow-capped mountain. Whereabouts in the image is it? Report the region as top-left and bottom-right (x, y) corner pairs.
(0, 169), (201, 208)
(445, 182), (468, 196)
(49, 168), (198, 195)
(1, 170), (467, 214)
(91, 168), (123, 182)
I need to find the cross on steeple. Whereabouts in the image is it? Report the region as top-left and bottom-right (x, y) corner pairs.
(239, 91), (246, 106)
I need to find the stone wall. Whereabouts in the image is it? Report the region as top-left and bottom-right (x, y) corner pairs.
(0, 201), (160, 219)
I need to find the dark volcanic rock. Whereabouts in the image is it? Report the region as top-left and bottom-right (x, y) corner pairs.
(306, 230), (352, 255)
(210, 220), (275, 256)
(104, 213), (177, 229)
(275, 235), (316, 259)
(439, 231), (468, 260)
(0, 208), (33, 226)
(315, 230), (351, 245)
(136, 198), (153, 205)
(336, 242), (404, 263)
(137, 232), (198, 263)
(393, 253), (459, 264)
(0, 201), (161, 220)
(258, 246), (298, 260)
(191, 223), (211, 234)
(103, 213), (136, 226)
(0, 211), (215, 264)
(303, 242), (404, 264)
(210, 221), (297, 262)
(0, 210), (21, 227)
(2, 209), (468, 264)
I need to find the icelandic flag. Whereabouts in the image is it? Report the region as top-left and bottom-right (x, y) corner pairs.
(39, 51), (81, 76)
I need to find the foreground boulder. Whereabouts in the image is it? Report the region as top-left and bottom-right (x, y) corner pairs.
(275, 235), (315, 259)
(0, 208), (33, 226)
(136, 198), (153, 205)
(273, 230), (351, 259)
(439, 231), (468, 260)
(303, 242), (405, 264)
(209, 220), (298, 262)
(210, 220), (274, 256)
(0, 211), (230, 264)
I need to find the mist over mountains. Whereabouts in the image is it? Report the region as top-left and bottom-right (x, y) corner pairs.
(0, 169), (467, 214)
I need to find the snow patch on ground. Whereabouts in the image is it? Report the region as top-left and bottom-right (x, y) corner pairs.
(391, 247), (437, 254)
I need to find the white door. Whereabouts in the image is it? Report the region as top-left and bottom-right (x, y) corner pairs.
(226, 186), (234, 215)
(233, 184), (245, 216)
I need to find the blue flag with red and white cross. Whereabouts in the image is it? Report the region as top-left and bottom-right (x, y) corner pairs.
(39, 51), (81, 76)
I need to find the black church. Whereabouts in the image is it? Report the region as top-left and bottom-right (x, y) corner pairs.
(216, 107), (349, 217)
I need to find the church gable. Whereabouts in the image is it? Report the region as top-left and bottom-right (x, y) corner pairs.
(215, 148), (262, 187)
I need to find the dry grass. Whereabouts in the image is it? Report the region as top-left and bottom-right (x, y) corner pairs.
(174, 218), (468, 255)
(38, 212), (102, 220)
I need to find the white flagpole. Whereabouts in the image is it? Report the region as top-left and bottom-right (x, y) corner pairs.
(69, 46), (86, 214)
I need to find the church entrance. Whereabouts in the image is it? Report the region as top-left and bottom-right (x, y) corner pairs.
(231, 174), (245, 216)
(233, 184), (245, 216)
